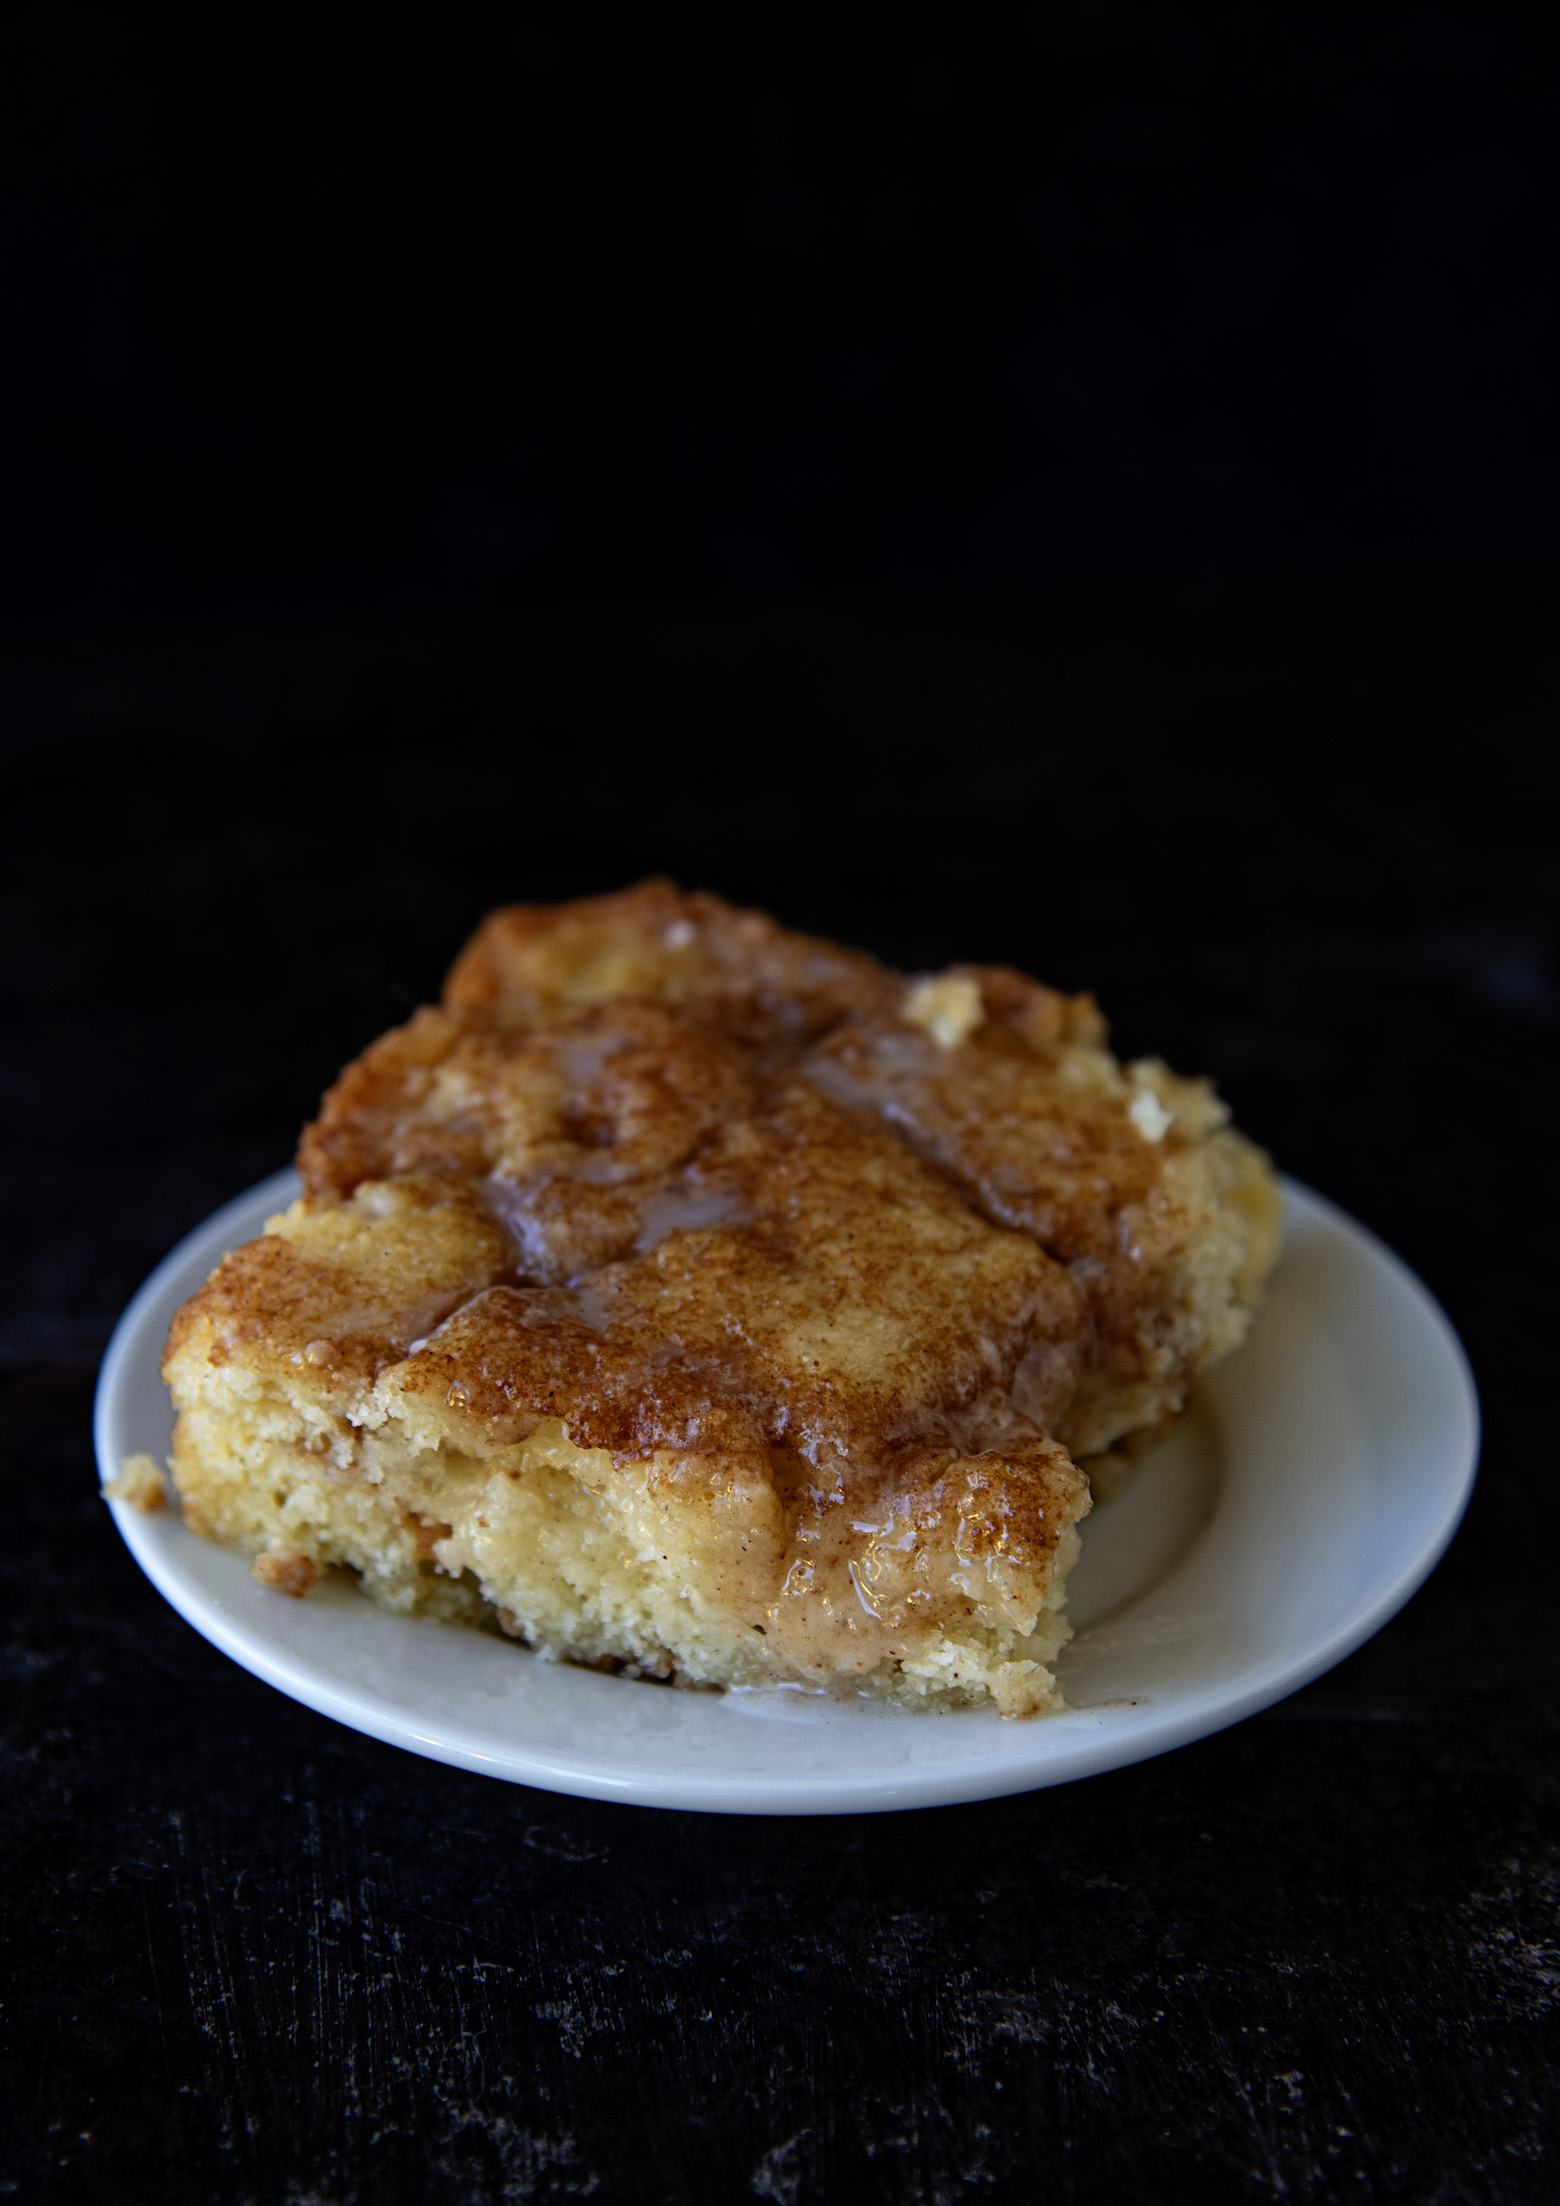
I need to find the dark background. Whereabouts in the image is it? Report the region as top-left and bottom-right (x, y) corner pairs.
(3, 6), (1559, 2202)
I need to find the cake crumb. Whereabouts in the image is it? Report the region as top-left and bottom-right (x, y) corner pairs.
(106, 1453), (168, 1513)
(903, 974), (985, 1050)
(1129, 1087), (1173, 1142)
(252, 1547), (318, 1597)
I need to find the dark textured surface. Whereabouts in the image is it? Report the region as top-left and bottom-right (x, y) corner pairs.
(2, 592), (1558, 2202)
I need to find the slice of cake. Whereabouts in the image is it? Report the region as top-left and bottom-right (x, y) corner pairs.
(160, 882), (1281, 1717)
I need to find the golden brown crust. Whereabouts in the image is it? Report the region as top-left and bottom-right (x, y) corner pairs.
(444, 877), (892, 1045)
(299, 998), (753, 1221)
(807, 967), (1281, 1451)
(380, 1077), (1083, 1465)
(165, 1171), (511, 1396)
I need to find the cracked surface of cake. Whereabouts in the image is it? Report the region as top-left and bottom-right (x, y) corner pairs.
(163, 881), (1282, 1718)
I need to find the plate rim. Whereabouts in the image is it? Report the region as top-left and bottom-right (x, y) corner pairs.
(93, 1171), (1480, 1815)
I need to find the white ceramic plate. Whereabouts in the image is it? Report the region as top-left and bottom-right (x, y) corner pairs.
(94, 1172), (1478, 1816)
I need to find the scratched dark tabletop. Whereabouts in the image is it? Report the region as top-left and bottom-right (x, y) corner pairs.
(2, 590), (1557, 2203)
